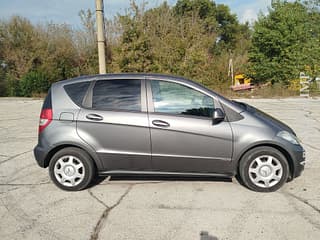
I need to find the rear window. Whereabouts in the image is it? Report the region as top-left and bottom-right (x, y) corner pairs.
(92, 79), (141, 111)
(64, 82), (90, 106)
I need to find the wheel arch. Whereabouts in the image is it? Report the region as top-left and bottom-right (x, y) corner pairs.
(236, 143), (295, 180)
(43, 143), (101, 170)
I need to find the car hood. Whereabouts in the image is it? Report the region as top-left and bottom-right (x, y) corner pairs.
(233, 101), (296, 135)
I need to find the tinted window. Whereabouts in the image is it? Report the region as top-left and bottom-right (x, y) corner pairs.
(92, 80), (141, 111)
(151, 80), (214, 118)
(64, 82), (90, 106)
(42, 89), (52, 109)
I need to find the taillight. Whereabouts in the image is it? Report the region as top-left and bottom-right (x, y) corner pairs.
(39, 108), (52, 134)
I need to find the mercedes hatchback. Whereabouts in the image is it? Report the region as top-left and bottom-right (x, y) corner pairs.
(34, 74), (305, 192)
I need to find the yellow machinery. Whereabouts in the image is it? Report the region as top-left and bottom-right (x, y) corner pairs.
(231, 74), (253, 91)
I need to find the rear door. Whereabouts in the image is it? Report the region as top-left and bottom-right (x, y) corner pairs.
(76, 78), (151, 171)
(147, 79), (233, 174)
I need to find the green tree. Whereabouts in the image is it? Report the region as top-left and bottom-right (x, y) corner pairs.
(0, 16), (82, 96)
(0, 0), (252, 96)
(248, 0), (320, 84)
(303, 0), (320, 79)
(174, 0), (244, 53)
(114, 1), (159, 72)
(111, 0), (250, 91)
(0, 16), (43, 95)
(0, 17), (39, 79)
(20, 70), (50, 97)
(77, 9), (99, 75)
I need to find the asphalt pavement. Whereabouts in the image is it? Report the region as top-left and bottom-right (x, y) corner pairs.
(0, 97), (319, 240)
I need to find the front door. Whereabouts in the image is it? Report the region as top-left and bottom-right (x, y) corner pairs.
(147, 79), (233, 174)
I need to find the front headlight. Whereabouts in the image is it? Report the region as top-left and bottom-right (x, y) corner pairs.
(277, 131), (300, 145)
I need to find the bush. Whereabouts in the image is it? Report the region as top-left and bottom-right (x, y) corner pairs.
(6, 77), (21, 97)
(20, 71), (50, 97)
(0, 69), (7, 96)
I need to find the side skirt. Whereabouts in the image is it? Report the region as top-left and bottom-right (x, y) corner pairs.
(98, 170), (233, 178)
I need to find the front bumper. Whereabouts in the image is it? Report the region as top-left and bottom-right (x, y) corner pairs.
(274, 135), (306, 179)
(290, 146), (305, 179)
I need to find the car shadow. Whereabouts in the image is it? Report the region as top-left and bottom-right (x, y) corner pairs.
(200, 231), (219, 240)
(89, 174), (233, 188)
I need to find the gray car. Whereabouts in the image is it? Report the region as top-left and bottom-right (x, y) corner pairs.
(34, 73), (305, 192)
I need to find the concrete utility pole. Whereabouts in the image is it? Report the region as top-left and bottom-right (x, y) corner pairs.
(228, 58), (234, 86)
(95, 0), (106, 74)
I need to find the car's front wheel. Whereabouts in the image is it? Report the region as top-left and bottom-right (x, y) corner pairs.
(49, 147), (95, 191)
(239, 146), (289, 192)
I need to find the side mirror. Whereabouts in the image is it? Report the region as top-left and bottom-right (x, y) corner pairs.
(213, 108), (225, 124)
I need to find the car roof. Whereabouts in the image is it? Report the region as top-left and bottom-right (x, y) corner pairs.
(54, 73), (195, 86)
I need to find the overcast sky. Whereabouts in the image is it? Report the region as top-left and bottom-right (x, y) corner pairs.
(0, 0), (271, 27)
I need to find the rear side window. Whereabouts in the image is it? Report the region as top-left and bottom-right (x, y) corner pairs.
(64, 82), (90, 106)
(92, 80), (141, 111)
(42, 89), (52, 109)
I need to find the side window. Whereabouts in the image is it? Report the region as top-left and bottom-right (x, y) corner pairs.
(64, 82), (90, 106)
(151, 80), (214, 118)
(92, 79), (141, 111)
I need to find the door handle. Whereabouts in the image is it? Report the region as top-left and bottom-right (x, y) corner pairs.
(86, 114), (103, 121)
(152, 120), (170, 128)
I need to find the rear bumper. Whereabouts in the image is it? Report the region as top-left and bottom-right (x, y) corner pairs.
(33, 145), (48, 168)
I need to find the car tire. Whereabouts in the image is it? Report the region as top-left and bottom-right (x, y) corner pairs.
(49, 147), (95, 191)
(239, 146), (289, 192)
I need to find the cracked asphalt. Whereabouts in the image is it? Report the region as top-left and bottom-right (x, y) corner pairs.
(0, 97), (320, 240)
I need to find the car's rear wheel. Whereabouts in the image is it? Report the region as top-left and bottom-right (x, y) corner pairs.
(49, 147), (95, 191)
(239, 146), (289, 192)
